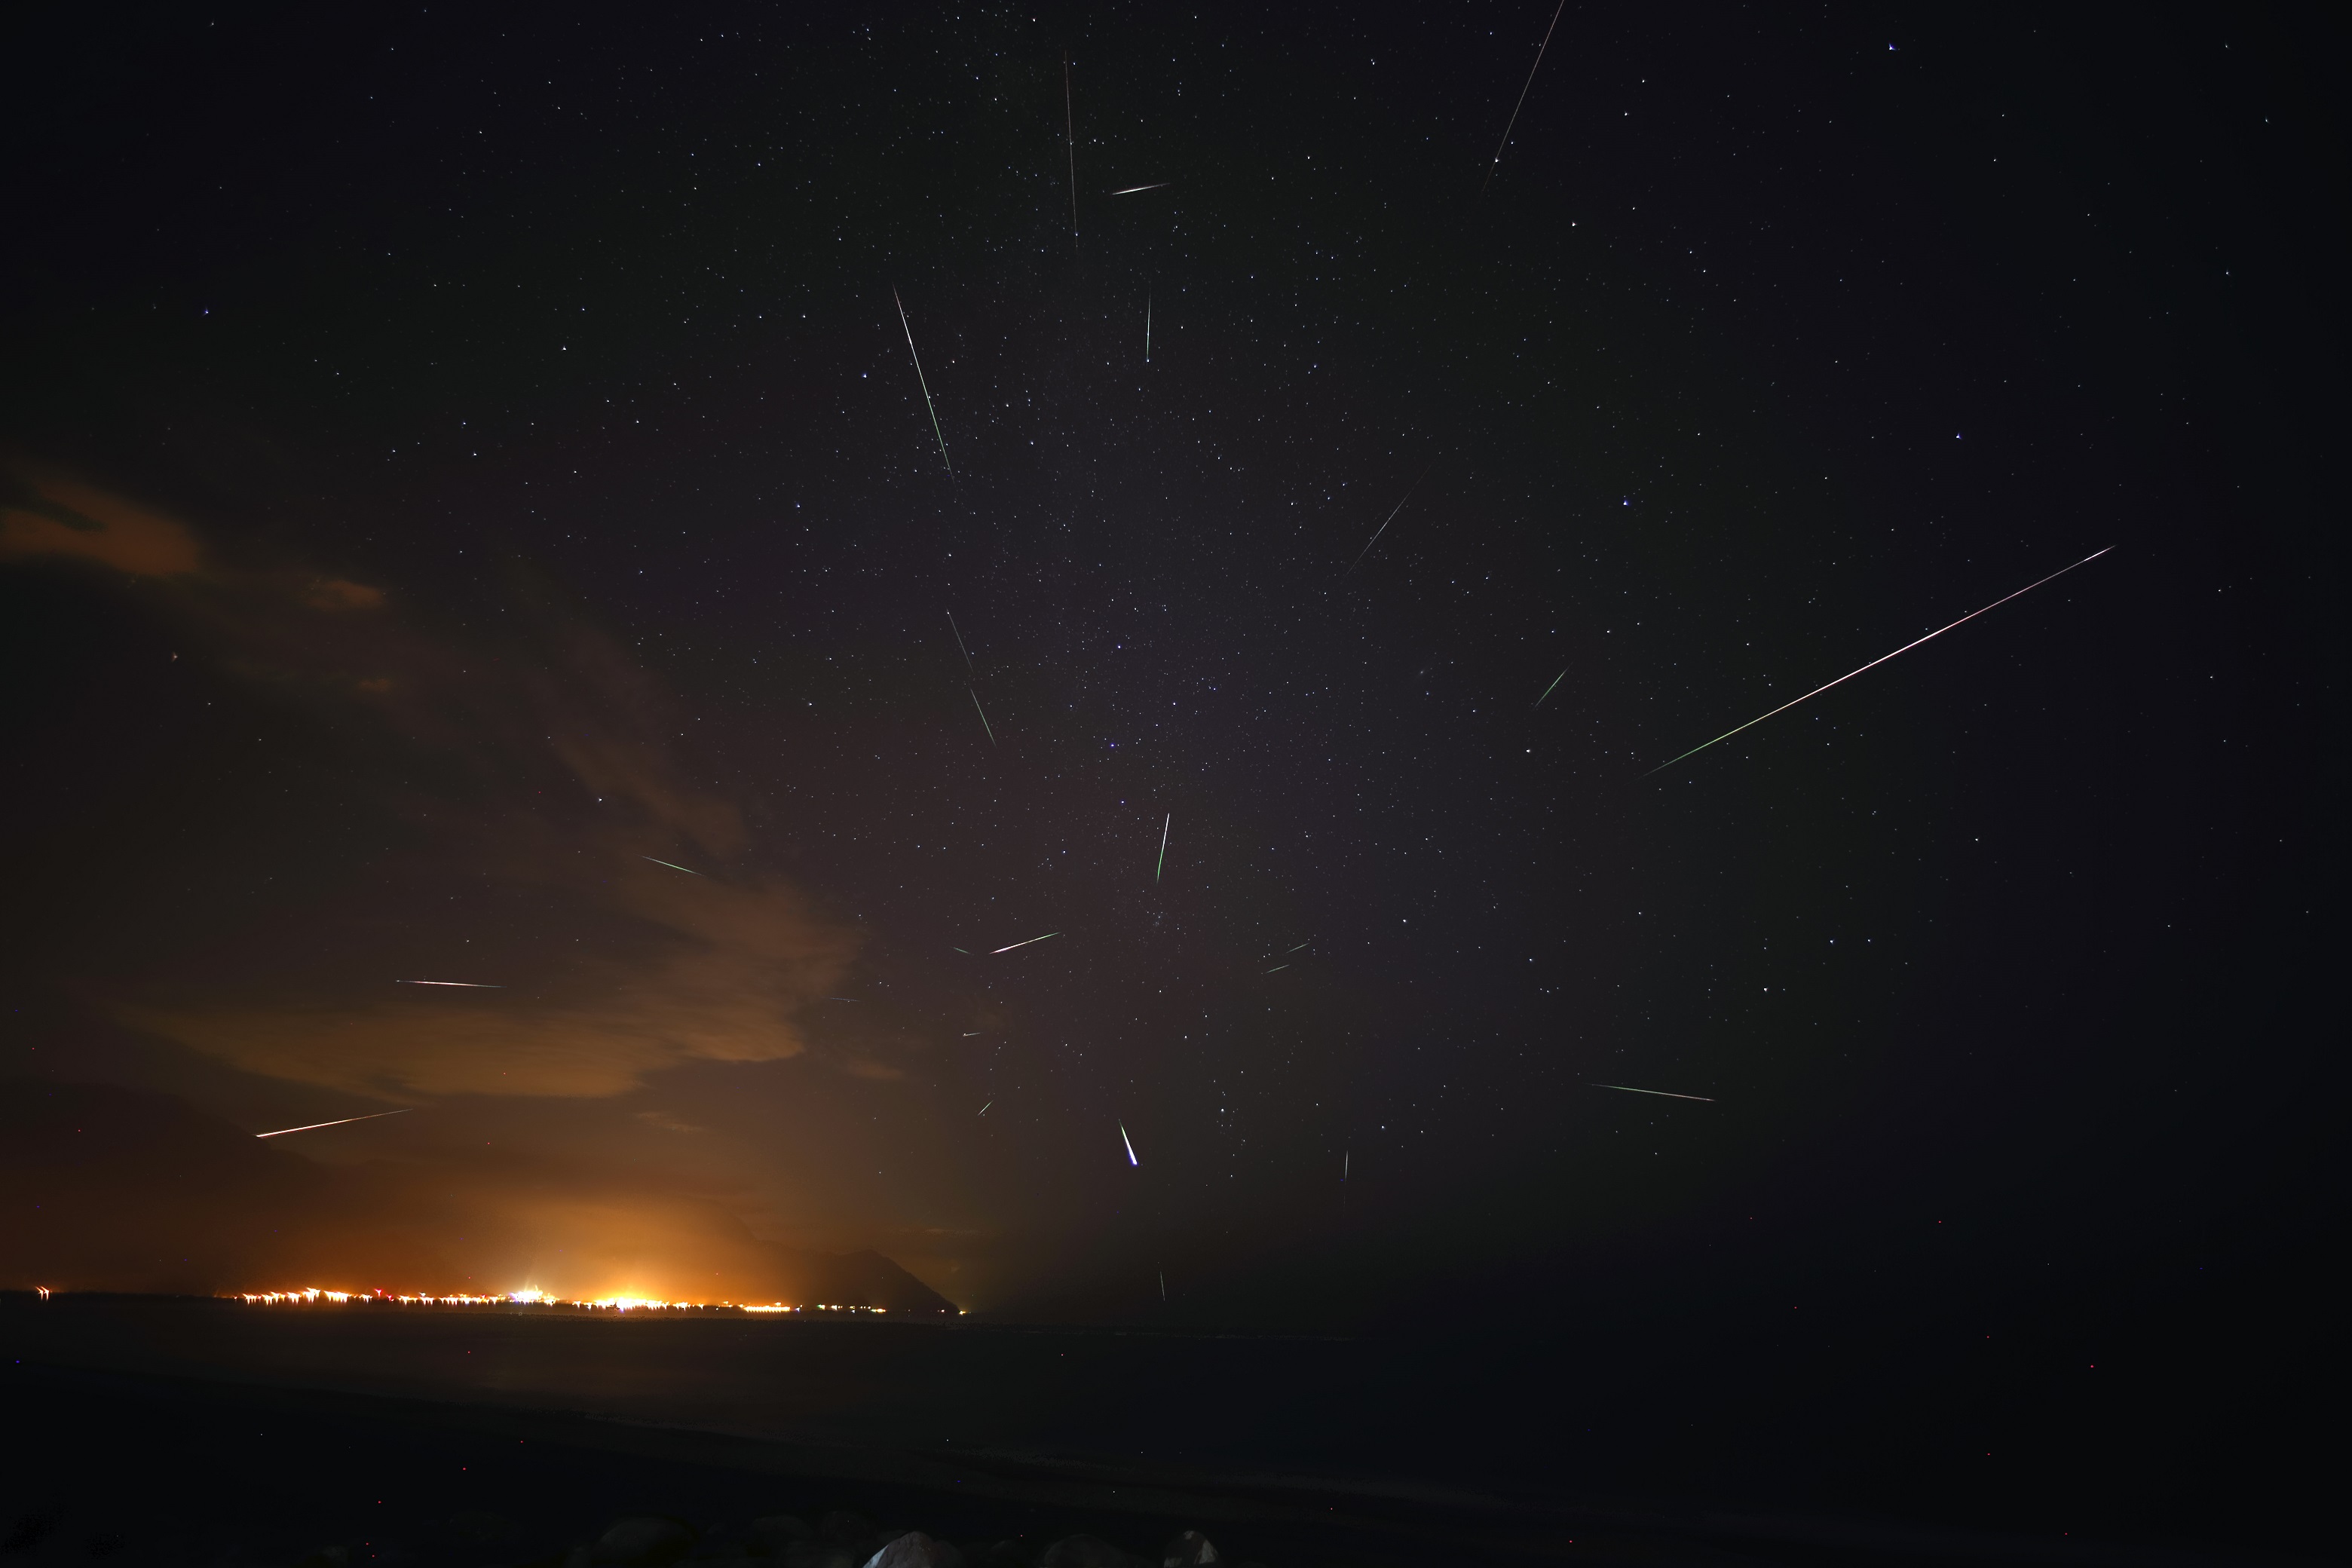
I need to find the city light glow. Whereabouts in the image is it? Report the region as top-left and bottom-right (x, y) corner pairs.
(222, 1288), (931, 1315)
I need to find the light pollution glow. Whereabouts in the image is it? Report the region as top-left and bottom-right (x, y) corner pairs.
(226, 1286), (957, 1314)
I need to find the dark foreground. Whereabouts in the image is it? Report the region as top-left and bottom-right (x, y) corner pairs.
(0, 1297), (2322, 1568)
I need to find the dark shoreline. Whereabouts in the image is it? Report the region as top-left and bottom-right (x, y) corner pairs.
(2, 1296), (2317, 1568)
(6, 1361), (2276, 1568)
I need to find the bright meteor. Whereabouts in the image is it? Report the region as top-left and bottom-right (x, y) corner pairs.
(893, 286), (953, 474)
(256, 1109), (412, 1139)
(1643, 547), (2112, 777)
(396, 979), (502, 988)
(1591, 1083), (1716, 1103)
(1119, 1122), (1139, 1165)
(992, 931), (1061, 954)
(1155, 813), (1171, 882)
(1110, 182), (1171, 195)
(1483, 0), (1568, 194)
(642, 856), (700, 876)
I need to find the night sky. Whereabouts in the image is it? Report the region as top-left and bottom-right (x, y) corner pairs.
(1, 0), (2338, 1353)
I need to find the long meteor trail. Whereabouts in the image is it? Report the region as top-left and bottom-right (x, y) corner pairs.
(893, 288), (952, 474)
(643, 856), (700, 876)
(1592, 1083), (1716, 1103)
(1483, 0), (1568, 194)
(1063, 52), (1079, 251)
(397, 979), (502, 988)
(969, 687), (996, 746)
(1343, 464), (1432, 577)
(256, 1109), (412, 1139)
(1643, 547), (2112, 778)
(1533, 667), (1568, 709)
(992, 931), (1061, 954)
(1110, 182), (1171, 196)
(1155, 813), (1170, 881)
(1120, 1122), (1139, 1166)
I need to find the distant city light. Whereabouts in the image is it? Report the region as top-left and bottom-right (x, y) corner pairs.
(222, 1288), (937, 1316)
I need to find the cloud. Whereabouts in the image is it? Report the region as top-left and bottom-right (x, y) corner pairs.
(125, 863), (857, 1098)
(302, 577), (385, 611)
(5, 470), (862, 1101)
(0, 465), (204, 576)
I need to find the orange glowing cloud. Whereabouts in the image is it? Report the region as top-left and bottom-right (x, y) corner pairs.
(0, 468), (203, 577)
(303, 577), (386, 611)
(2, 1081), (954, 1307)
(124, 848), (857, 1098)
(3, 467), (867, 1101)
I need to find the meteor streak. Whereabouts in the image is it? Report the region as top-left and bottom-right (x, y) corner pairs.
(1643, 547), (2113, 777)
(893, 287), (953, 474)
(978, 1101), (993, 1116)
(1263, 963), (1291, 974)
(969, 687), (996, 746)
(1110, 182), (1171, 196)
(1592, 1083), (1717, 1103)
(396, 980), (502, 988)
(1155, 813), (1170, 881)
(1533, 666), (1568, 708)
(1120, 1122), (1139, 1165)
(642, 856), (700, 876)
(992, 931), (1060, 954)
(947, 610), (975, 678)
(1063, 52), (1079, 250)
(1482, 0), (1568, 194)
(1343, 464), (1432, 577)
(1144, 288), (1152, 363)
(256, 1109), (412, 1139)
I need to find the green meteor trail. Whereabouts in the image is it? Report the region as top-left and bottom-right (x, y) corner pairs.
(642, 856), (700, 875)
(1533, 667), (1567, 708)
(1592, 1083), (1716, 1102)
(1643, 547), (2112, 778)
(893, 286), (952, 474)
